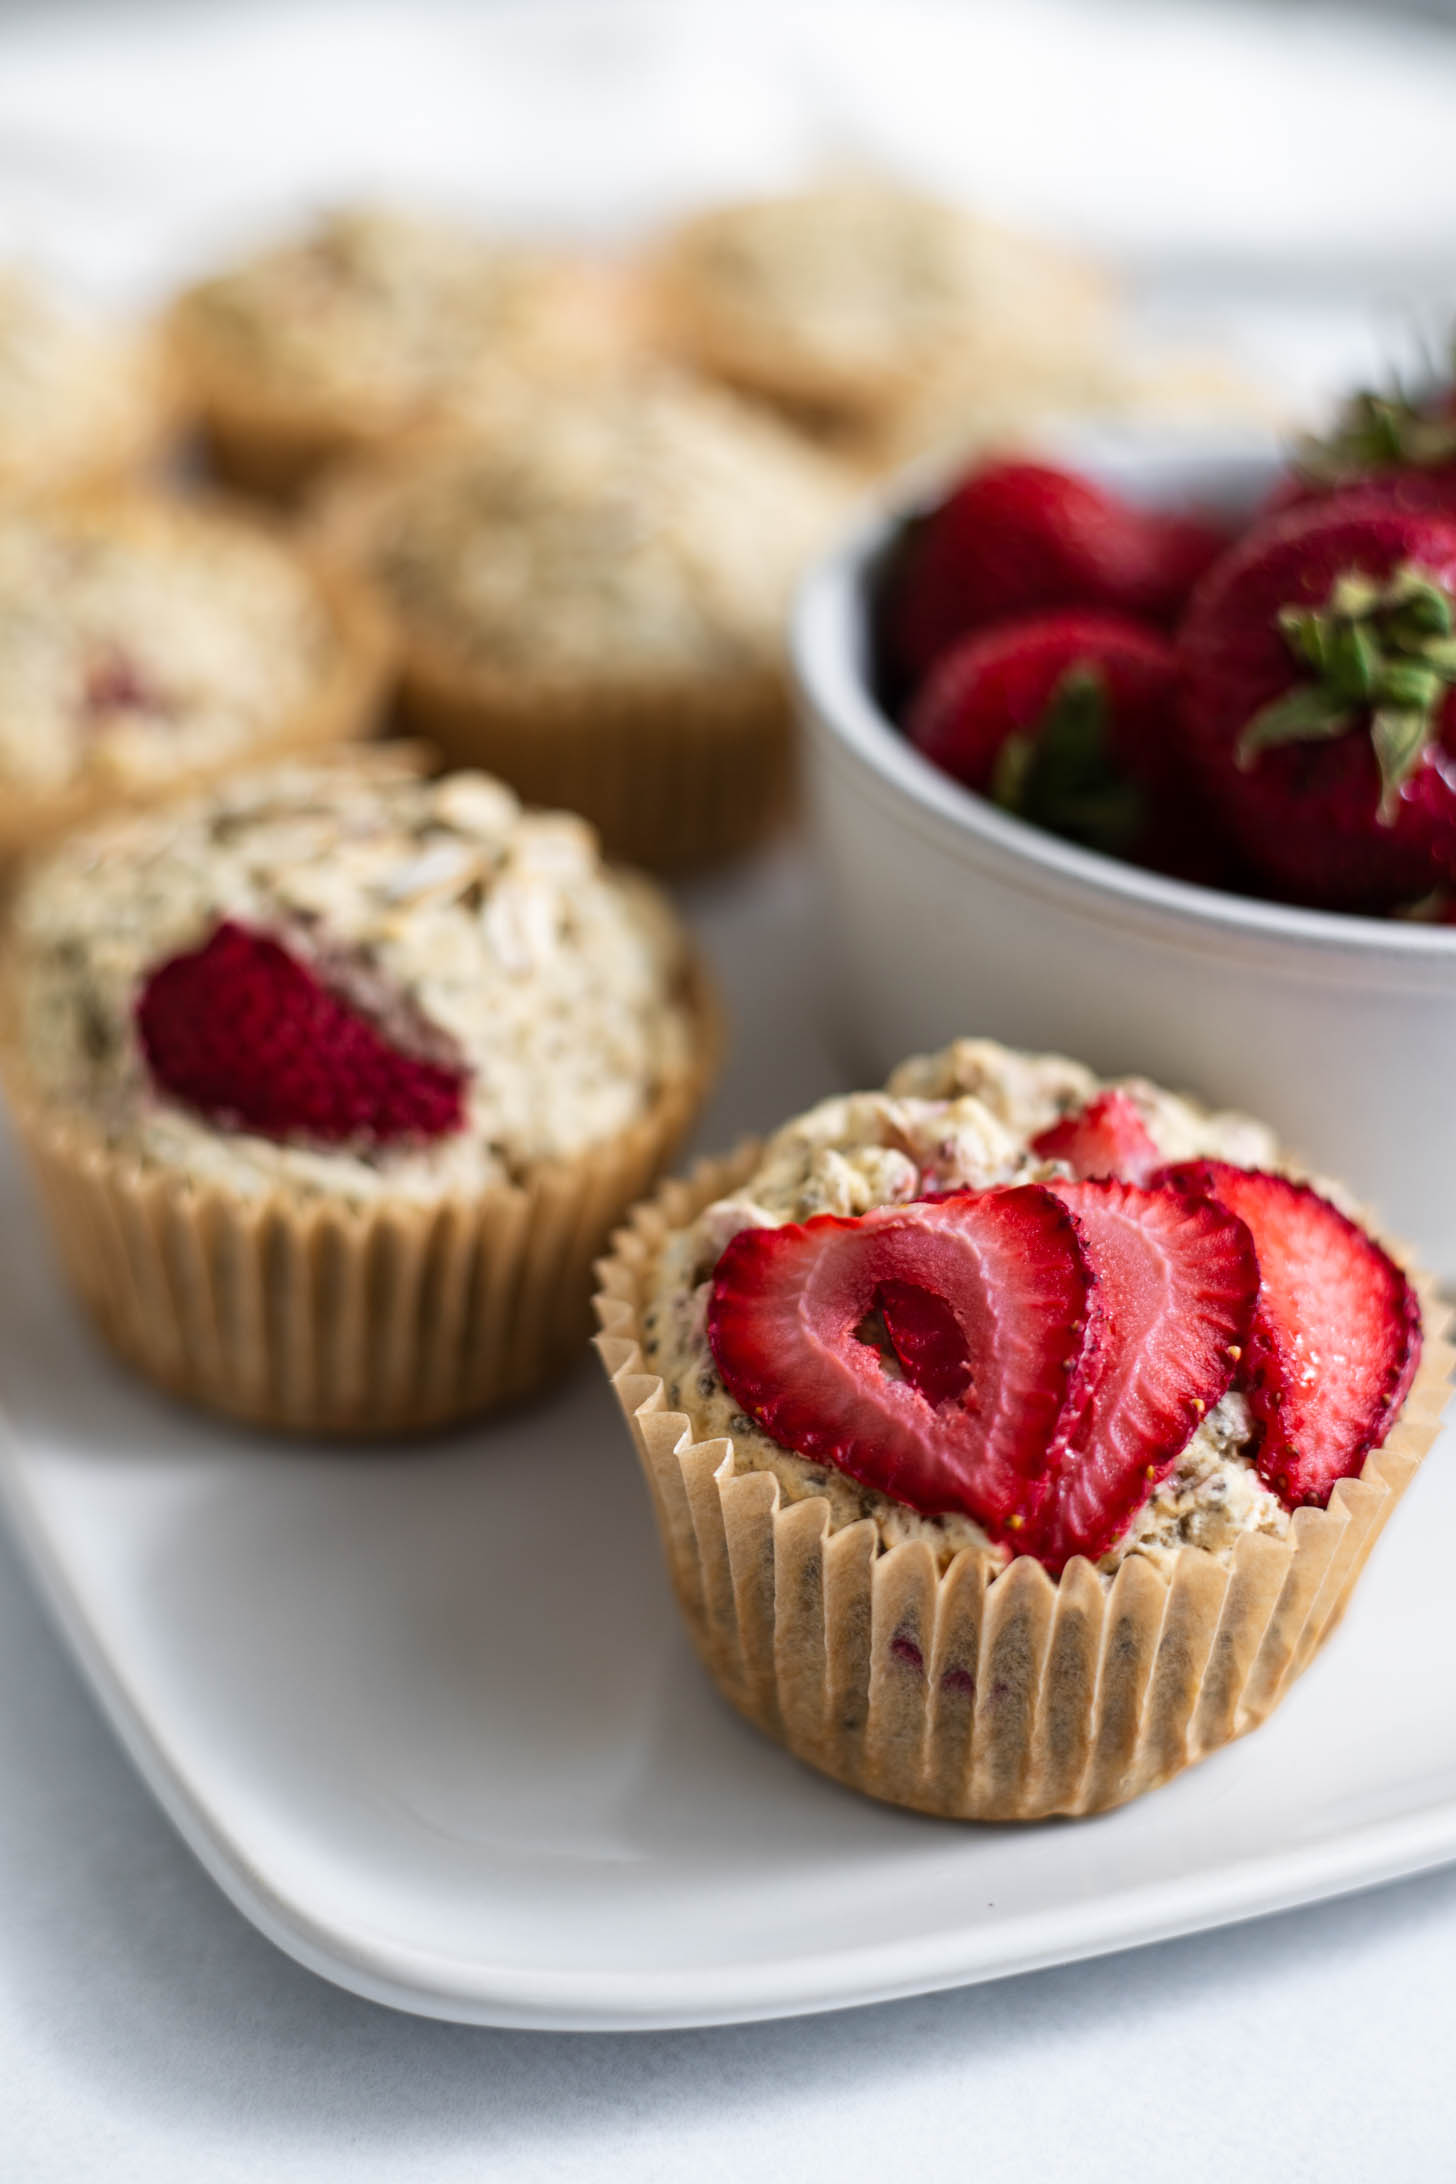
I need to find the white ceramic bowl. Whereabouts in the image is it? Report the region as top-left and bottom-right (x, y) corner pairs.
(794, 433), (1456, 1284)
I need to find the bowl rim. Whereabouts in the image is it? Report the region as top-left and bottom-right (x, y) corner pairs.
(792, 467), (1456, 966)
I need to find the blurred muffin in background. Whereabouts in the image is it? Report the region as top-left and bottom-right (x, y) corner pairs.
(169, 205), (644, 499)
(0, 269), (178, 498)
(309, 370), (851, 871)
(647, 181), (1119, 464)
(0, 745), (715, 1432)
(0, 491), (389, 865)
(876, 339), (1291, 476)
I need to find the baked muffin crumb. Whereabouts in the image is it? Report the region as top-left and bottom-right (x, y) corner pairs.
(644, 1045), (1290, 1573)
(9, 749), (697, 1203)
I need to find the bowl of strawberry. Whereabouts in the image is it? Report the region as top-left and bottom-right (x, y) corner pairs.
(794, 386), (1456, 1285)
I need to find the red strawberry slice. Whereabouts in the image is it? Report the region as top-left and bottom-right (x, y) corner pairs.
(136, 919), (468, 1145)
(883, 459), (1229, 687)
(1031, 1089), (1162, 1185)
(1023, 1180), (1259, 1569)
(1157, 1162), (1422, 1508)
(83, 644), (170, 721)
(706, 1186), (1098, 1545)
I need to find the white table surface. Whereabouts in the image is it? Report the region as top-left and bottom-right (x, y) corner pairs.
(4, 1), (1456, 2172)
(5, 841), (1456, 2177)
(5, 1493), (1455, 2183)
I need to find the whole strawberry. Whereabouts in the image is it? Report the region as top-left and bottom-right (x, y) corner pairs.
(1179, 500), (1456, 909)
(905, 609), (1178, 862)
(1264, 381), (1456, 525)
(137, 919), (468, 1144)
(882, 459), (1229, 688)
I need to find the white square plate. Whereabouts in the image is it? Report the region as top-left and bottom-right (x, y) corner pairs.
(1, 852), (1454, 2033)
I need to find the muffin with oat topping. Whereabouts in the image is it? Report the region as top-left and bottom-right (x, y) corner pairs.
(310, 372), (849, 869)
(596, 1037), (1449, 1820)
(170, 206), (641, 499)
(648, 183), (1117, 463)
(0, 491), (389, 863)
(2, 746), (714, 1432)
(0, 268), (177, 498)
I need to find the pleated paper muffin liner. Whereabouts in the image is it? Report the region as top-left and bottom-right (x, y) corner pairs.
(392, 645), (795, 875)
(0, 494), (394, 871)
(1, 957), (718, 1437)
(305, 445), (806, 875)
(595, 1147), (1454, 1822)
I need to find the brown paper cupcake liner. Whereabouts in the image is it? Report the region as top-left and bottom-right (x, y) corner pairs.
(0, 492), (394, 872)
(594, 1147), (1454, 1822)
(2, 955), (718, 1437)
(304, 443), (804, 874)
(392, 646), (795, 874)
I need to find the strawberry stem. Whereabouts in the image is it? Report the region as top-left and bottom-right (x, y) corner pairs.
(1237, 561), (1456, 820)
(1296, 383), (1456, 486)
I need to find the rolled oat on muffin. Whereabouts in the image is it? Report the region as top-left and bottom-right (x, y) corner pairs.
(310, 372), (851, 869)
(2, 746), (715, 1432)
(597, 1038), (1449, 1821)
(0, 490), (389, 862)
(169, 205), (642, 498)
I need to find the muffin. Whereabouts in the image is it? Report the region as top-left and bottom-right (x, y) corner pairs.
(597, 1038), (1450, 1821)
(0, 490), (389, 864)
(2, 747), (715, 1433)
(0, 267), (176, 497)
(170, 205), (642, 498)
(648, 182), (1118, 464)
(310, 373), (850, 870)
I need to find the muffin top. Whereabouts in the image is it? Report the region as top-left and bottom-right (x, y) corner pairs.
(652, 183), (1113, 418)
(0, 495), (349, 798)
(173, 206), (600, 429)
(320, 374), (848, 692)
(0, 269), (171, 494)
(642, 1037), (1419, 1577)
(8, 749), (698, 1202)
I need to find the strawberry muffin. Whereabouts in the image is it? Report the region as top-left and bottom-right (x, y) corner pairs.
(648, 182), (1116, 462)
(0, 492), (388, 863)
(0, 268), (176, 498)
(310, 374), (849, 869)
(597, 1039), (1448, 1820)
(170, 206), (639, 498)
(3, 747), (714, 1432)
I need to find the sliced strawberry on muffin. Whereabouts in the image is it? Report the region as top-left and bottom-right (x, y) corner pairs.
(708, 1169), (1258, 1573)
(1158, 1161), (1422, 1507)
(1179, 499), (1456, 909)
(882, 458), (1229, 687)
(1030, 1087), (1163, 1183)
(1025, 1178), (1259, 1568)
(136, 919), (467, 1144)
(707, 1185), (1100, 1542)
